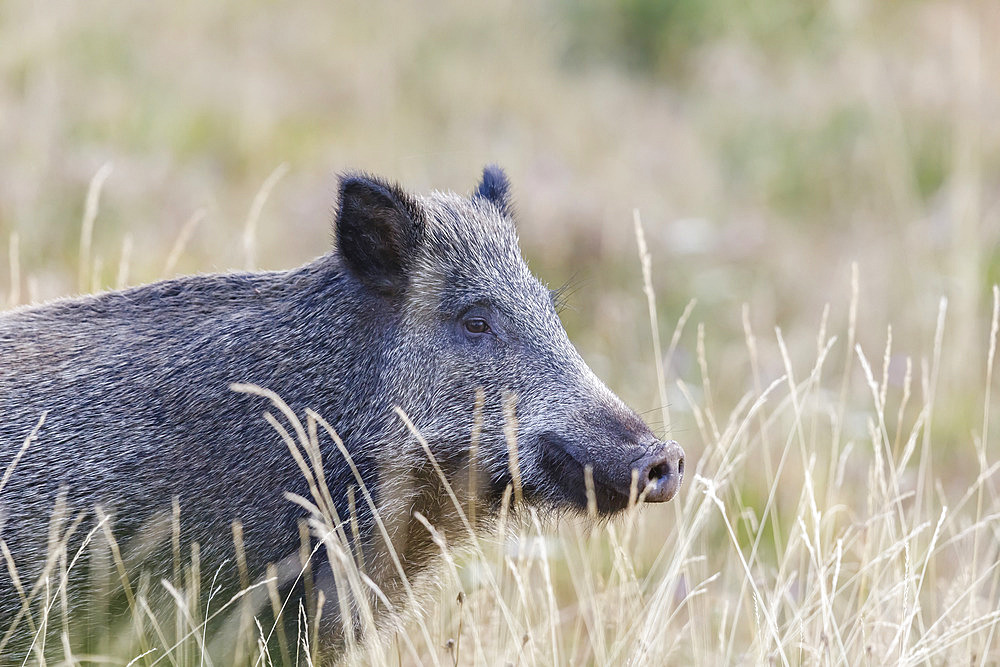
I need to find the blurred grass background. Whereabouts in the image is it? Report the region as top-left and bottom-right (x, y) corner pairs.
(3, 0), (1000, 662)
(4, 0), (997, 405)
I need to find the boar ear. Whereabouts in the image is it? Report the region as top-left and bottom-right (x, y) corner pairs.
(335, 174), (425, 296)
(473, 164), (512, 217)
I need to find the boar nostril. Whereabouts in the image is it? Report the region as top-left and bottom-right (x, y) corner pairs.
(635, 440), (684, 503)
(648, 461), (670, 483)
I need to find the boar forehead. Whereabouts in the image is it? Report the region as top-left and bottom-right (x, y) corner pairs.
(408, 193), (555, 327)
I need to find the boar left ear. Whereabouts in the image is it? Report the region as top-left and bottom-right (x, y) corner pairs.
(473, 164), (512, 217)
(335, 174), (425, 296)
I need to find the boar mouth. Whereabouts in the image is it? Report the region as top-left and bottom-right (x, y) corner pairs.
(534, 434), (648, 515)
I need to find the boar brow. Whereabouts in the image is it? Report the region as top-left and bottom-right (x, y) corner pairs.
(455, 296), (497, 312)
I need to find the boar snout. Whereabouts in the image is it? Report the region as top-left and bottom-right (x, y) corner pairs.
(632, 440), (685, 503)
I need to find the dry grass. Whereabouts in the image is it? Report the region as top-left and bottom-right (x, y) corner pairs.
(3, 192), (1000, 664)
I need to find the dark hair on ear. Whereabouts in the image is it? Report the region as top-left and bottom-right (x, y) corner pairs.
(335, 173), (425, 297)
(473, 164), (512, 217)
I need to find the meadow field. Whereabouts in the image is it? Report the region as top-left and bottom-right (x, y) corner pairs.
(2, 0), (1000, 664)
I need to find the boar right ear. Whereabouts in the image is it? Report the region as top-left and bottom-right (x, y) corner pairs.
(335, 174), (425, 296)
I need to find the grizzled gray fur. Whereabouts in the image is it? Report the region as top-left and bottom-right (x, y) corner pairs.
(0, 167), (683, 661)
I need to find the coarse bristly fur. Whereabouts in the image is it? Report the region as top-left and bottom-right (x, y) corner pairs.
(0, 166), (683, 663)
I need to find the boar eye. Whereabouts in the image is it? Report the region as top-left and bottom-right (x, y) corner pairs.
(464, 318), (490, 335)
